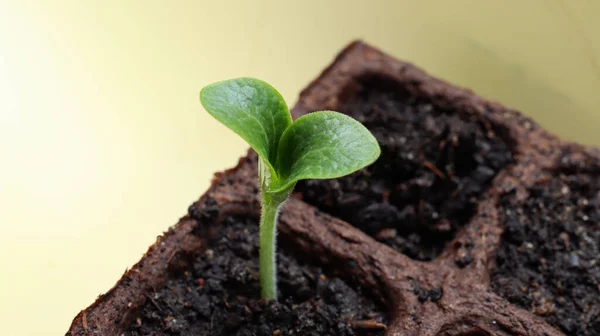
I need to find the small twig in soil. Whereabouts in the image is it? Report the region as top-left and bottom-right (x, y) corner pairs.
(146, 294), (163, 312)
(424, 161), (446, 180)
(82, 311), (88, 330)
(167, 250), (178, 266)
(347, 319), (387, 330)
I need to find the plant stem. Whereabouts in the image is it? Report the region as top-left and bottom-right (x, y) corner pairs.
(259, 191), (283, 300)
(257, 158), (293, 300)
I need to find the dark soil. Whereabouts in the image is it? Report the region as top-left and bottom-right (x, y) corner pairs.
(296, 76), (513, 261)
(126, 215), (387, 336)
(492, 168), (600, 335)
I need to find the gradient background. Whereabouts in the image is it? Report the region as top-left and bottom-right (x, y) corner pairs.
(0, 1), (599, 335)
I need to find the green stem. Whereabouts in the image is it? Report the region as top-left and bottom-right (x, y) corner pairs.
(257, 158), (293, 300)
(259, 191), (284, 300)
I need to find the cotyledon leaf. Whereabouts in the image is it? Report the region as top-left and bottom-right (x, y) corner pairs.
(200, 78), (293, 174)
(271, 111), (381, 193)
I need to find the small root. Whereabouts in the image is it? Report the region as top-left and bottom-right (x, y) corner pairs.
(424, 161), (446, 179)
(347, 319), (387, 330)
(146, 294), (163, 312)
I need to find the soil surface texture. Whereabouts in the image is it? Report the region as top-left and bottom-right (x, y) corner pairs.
(126, 215), (387, 336)
(492, 166), (600, 336)
(297, 75), (513, 261)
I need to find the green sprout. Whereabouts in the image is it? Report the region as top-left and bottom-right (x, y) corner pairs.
(200, 78), (380, 300)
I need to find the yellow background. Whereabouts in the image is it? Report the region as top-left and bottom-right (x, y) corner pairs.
(0, 1), (598, 335)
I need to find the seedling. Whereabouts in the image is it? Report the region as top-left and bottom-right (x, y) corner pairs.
(200, 78), (380, 299)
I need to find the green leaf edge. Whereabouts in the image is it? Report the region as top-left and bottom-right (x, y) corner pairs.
(268, 111), (381, 194)
(199, 77), (292, 179)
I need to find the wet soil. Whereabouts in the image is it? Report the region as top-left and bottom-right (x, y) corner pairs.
(492, 168), (600, 335)
(126, 215), (387, 336)
(296, 76), (513, 261)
